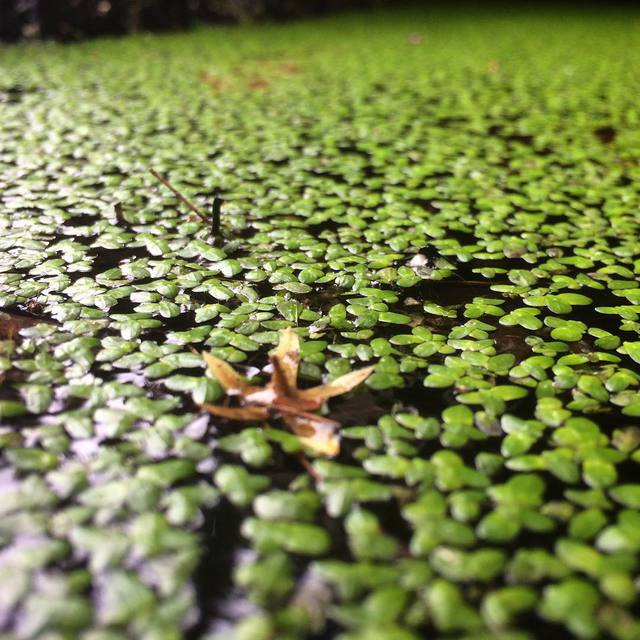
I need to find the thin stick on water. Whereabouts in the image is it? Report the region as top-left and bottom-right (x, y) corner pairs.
(113, 202), (126, 225)
(210, 190), (222, 243)
(149, 169), (207, 222)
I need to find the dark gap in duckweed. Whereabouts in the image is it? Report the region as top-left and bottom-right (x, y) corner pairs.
(0, 85), (41, 104)
(307, 220), (341, 234)
(63, 213), (101, 228)
(329, 392), (386, 426)
(515, 616), (587, 640)
(403, 279), (491, 306)
(492, 324), (534, 358)
(593, 126), (617, 144)
(609, 457), (640, 487)
(88, 247), (144, 271)
(396, 378), (454, 414)
(505, 134), (535, 146)
(187, 499), (243, 640)
(409, 198), (441, 213)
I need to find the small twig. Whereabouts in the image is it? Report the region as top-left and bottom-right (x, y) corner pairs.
(149, 169), (207, 222)
(210, 190), (223, 245)
(297, 452), (321, 482)
(113, 202), (126, 225)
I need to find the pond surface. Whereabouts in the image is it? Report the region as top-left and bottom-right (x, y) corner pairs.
(1, 6), (640, 639)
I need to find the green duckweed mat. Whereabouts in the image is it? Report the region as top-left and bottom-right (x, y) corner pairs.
(2, 6), (640, 639)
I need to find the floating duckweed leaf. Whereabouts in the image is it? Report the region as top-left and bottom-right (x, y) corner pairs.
(538, 579), (600, 638)
(500, 308), (543, 331)
(379, 312), (411, 325)
(214, 465), (270, 507)
(621, 341), (640, 364)
(218, 429), (274, 467)
(313, 561), (399, 601)
(609, 484), (640, 509)
(0, 399), (28, 418)
(6, 448), (59, 471)
(137, 460), (196, 487)
(427, 580), (483, 632)
(298, 365), (376, 403)
(345, 508), (399, 560)
(96, 571), (155, 626)
(482, 586), (537, 630)
(241, 518), (330, 555)
(254, 490), (320, 521)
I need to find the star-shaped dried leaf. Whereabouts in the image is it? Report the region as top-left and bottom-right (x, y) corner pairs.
(200, 328), (374, 456)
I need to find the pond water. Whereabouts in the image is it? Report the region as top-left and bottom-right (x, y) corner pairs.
(1, 6), (640, 639)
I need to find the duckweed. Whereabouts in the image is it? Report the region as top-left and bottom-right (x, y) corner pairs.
(1, 5), (640, 639)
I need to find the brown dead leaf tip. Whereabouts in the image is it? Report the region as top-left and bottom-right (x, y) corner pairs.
(200, 328), (374, 456)
(247, 76), (270, 90)
(199, 70), (226, 91)
(0, 311), (55, 340)
(278, 62), (301, 76)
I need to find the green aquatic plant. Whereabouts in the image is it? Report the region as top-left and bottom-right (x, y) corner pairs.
(1, 6), (640, 639)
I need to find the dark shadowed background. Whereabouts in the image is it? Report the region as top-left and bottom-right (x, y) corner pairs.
(1, 0), (400, 42)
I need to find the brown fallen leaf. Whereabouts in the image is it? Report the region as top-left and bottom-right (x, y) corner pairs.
(296, 366), (375, 405)
(282, 414), (340, 458)
(201, 351), (256, 396)
(199, 403), (268, 421)
(200, 328), (374, 456)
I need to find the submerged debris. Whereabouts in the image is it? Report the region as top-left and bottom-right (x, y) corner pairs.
(0, 310), (55, 339)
